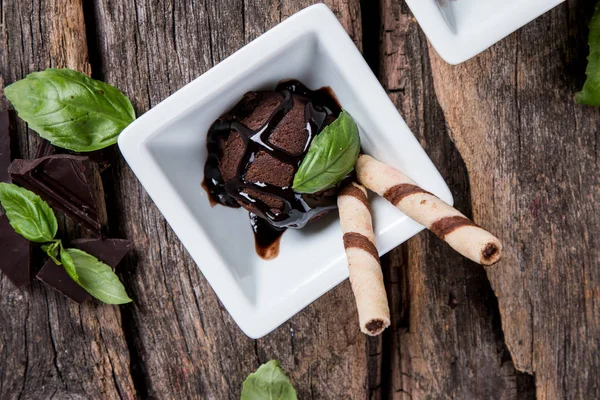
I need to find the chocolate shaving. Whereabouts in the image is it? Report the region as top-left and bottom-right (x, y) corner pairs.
(383, 183), (432, 206)
(343, 232), (379, 262)
(339, 184), (369, 209)
(430, 216), (475, 239)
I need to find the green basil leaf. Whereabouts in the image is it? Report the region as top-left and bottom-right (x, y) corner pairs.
(4, 68), (135, 151)
(67, 248), (132, 304)
(60, 245), (79, 282)
(576, 3), (600, 105)
(292, 110), (360, 193)
(42, 240), (62, 265)
(241, 360), (297, 400)
(0, 182), (58, 242)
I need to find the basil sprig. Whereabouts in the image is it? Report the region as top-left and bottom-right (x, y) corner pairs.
(4, 68), (135, 152)
(292, 110), (360, 194)
(0, 183), (131, 304)
(60, 245), (80, 283)
(241, 360), (297, 400)
(41, 240), (61, 265)
(68, 249), (131, 304)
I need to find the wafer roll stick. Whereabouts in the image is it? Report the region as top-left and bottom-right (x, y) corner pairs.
(356, 155), (502, 266)
(338, 182), (390, 336)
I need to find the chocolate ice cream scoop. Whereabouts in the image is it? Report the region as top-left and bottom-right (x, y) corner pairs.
(203, 80), (344, 257)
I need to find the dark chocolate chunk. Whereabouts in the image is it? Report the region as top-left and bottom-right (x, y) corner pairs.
(34, 139), (56, 158)
(0, 213), (32, 287)
(9, 155), (108, 236)
(0, 111), (12, 183)
(36, 238), (131, 303)
(37, 260), (89, 303)
(71, 238), (131, 268)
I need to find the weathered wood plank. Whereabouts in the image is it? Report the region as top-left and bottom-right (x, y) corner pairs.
(0, 1), (136, 399)
(91, 0), (365, 398)
(379, 1), (522, 398)
(427, 0), (600, 398)
(6, 1), (596, 398)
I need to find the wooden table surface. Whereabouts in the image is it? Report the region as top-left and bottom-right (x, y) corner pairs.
(1, 0), (598, 399)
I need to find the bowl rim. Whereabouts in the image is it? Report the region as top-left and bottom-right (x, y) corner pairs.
(405, 0), (566, 65)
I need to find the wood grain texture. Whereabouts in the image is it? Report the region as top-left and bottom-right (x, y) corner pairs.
(2, 0), (599, 398)
(90, 0), (364, 398)
(426, 0), (600, 398)
(0, 1), (136, 399)
(379, 1), (523, 398)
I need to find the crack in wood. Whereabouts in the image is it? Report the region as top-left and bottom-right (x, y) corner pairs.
(241, 0), (246, 43)
(119, 304), (150, 399)
(360, 0), (380, 75)
(17, 301), (30, 400)
(80, 4), (149, 397)
(45, 298), (66, 392)
(203, 0), (215, 67)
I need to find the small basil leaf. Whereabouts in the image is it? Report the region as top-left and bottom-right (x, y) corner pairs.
(292, 110), (360, 193)
(42, 240), (62, 265)
(60, 245), (79, 282)
(67, 248), (132, 304)
(4, 68), (135, 152)
(241, 360), (297, 400)
(576, 3), (600, 105)
(0, 182), (58, 242)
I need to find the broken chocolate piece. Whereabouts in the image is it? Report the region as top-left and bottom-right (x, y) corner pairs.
(0, 111), (12, 183)
(8, 155), (108, 236)
(34, 139), (55, 158)
(37, 260), (88, 303)
(71, 238), (131, 268)
(36, 238), (131, 303)
(0, 213), (31, 287)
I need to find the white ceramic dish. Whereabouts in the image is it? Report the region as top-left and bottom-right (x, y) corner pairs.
(406, 0), (566, 65)
(118, 3), (452, 338)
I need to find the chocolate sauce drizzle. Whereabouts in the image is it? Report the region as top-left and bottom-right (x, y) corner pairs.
(203, 81), (342, 257)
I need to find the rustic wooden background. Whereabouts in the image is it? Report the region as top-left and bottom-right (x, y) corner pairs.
(1, 0), (598, 399)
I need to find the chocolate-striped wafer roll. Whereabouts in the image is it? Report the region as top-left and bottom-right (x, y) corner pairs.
(338, 182), (390, 336)
(356, 155), (502, 266)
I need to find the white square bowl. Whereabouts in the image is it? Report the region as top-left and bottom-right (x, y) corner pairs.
(118, 3), (452, 338)
(406, 0), (566, 65)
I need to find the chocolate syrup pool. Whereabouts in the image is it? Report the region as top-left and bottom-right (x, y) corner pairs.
(203, 80), (342, 259)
